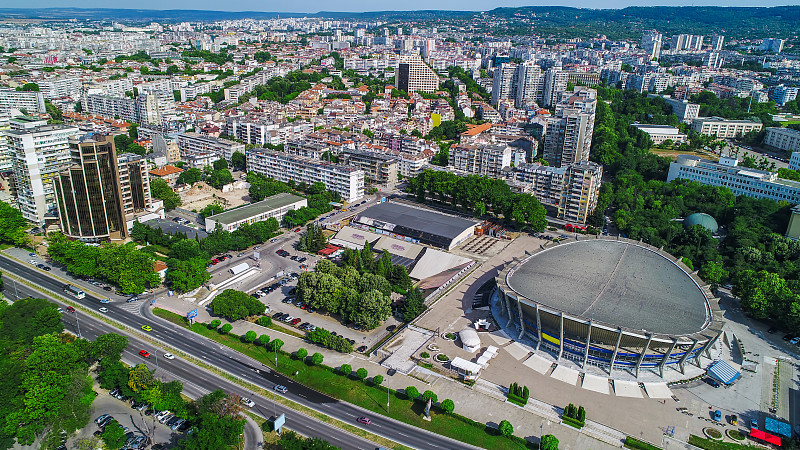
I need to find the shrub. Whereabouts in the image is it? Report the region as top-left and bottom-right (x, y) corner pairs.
(311, 352), (324, 365)
(577, 405), (586, 422)
(355, 368), (368, 380)
(257, 334), (270, 346)
(339, 364), (352, 376)
(522, 385), (529, 399)
(623, 436), (661, 450)
(420, 351), (430, 359)
(498, 420), (514, 437)
(405, 386), (419, 400)
(435, 353), (449, 362)
(307, 327), (353, 353)
(257, 316), (272, 327)
(270, 338), (284, 352)
(421, 390), (438, 404)
(445, 332), (456, 340)
(295, 348), (308, 360)
(220, 323), (233, 334)
(540, 434), (559, 450)
(242, 330), (257, 343)
(208, 319), (221, 329)
(440, 398), (455, 414)
(372, 375), (383, 386)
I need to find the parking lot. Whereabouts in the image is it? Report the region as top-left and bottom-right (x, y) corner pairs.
(69, 389), (183, 449)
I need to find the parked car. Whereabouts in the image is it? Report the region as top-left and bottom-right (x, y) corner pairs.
(358, 345), (368, 353)
(704, 377), (720, 388)
(730, 414), (738, 426)
(95, 414), (111, 425)
(751, 418), (759, 429)
(291, 318), (302, 326)
(713, 410), (722, 422)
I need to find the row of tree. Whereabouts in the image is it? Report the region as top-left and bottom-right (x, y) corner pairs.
(341, 243), (413, 291)
(0, 200), (28, 246)
(407, 170), (548, 231)
(47, 232), (160, 294)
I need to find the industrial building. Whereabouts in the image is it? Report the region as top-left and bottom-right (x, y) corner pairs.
(204, 192), (307, 233)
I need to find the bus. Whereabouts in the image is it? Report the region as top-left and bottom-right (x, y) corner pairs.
(63, 284), (85, 299)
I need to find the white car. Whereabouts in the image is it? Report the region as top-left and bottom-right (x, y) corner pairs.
(99, 307), (109, 313)
(241, 397), (255, 408)
(28, 259), (38, 265)
(274, 385), (288, 394)
(163, 353), (175, 360)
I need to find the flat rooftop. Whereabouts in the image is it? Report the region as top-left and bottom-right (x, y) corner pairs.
(355, 202), (478, 241)
(207, 193), (305, 225)
(507, 240), (709, 336)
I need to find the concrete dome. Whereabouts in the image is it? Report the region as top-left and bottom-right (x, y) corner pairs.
(459, 328), (481, 353)
(684, 213), (718, 234)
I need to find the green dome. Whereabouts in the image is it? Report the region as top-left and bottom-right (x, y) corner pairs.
(684, 213), (718, 233)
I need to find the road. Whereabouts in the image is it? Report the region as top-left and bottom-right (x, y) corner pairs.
(0, 255), (480, 450)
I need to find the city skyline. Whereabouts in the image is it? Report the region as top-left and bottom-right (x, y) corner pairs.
(8, 1), (800, 13)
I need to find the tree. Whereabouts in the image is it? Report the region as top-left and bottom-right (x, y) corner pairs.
(339, 364), (352, 376)
(101, 420), (127, 449)
(295, 348), (308, 360)
(540, 434), (559, 450)
(210, 289), (266, 321)
(209, 319), (221, 329)
(421, 390), (438, 404)
(213, 159), (229, 171)
(311, 352), (324, 365)
(220, 323), (233, 334)
(20, 82), (39, 91)
(150, 178), (181, 210)
(348, 289), (391, 330)
(0, 200), (28, 245)
(170, 239), (207, 261)
(257, 334), (270, 346)
(207, 169), (234, 190)
(700, 260), (728, 291)
(355, 367), (368, 380)
(166, 257), (210, 292)
(177, 167), (203, 185)
(372, 375), (383, 386)
(243, 330), (257, 343)
(440, 398), (455, 414)
(231, 151), (246, 171)
(405, 386), (419, 400)
(91, 333), (129, 361)
(498, 420), (514, 437)
(401, 288), (427, 322)
(271, 338), (284, 352)
(199, 202), (225, 219)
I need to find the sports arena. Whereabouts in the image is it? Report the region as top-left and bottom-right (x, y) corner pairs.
(494, 238), (724, 377)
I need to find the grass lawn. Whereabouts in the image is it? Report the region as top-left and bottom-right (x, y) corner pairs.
(688, 435), (760, 450)
(153, 308), (534, 450)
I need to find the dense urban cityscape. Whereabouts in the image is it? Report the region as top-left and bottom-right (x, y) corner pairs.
(0, 4), (799, 450)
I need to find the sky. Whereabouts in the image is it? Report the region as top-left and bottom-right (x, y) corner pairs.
(10, 0), (800, 13)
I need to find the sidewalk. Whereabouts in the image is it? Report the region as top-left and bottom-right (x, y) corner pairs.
(149, 300), (623, 449)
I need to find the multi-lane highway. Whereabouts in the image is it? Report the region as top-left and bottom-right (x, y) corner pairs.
(0, 255), (479, 450)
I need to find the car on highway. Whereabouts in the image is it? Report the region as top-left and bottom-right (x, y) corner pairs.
(99, 307), (109, 313)
(164, 353), (175, 360)
(356, 417), (372, 425)
(139, 350), (150, 358)
(141, 325), (153, 332)
(100, 298), (111, 304)
(274, 385), (288, 394)
(66, 306), (76, 313)
(127, 296), (139, 303)
(241, 397), (255, 408)
(791, 337), (800, 345)
(270, 239), (278, 243)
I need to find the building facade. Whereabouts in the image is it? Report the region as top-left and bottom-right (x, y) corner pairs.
(340, 148), (399, 186)
(246, 148), (364, 202)
(6, 117), (79, 223)
(449, 143), (512, 178)
(690, 117), (763, 138)
(394, 54), (440, 93)
(0, 89), (46, 116)
(667, 155), (800, 204)
(204, 192), (307, 233)
(542, 89), (597, 167)
(176, 132), (245, 164)
(765, 127), (800, 154)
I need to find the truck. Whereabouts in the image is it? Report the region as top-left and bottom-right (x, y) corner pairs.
(229, 262), (250, 275)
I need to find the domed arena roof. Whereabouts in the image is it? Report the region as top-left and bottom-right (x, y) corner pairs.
(684, 213), (718, 234)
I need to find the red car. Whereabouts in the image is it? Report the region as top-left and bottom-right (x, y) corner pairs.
(356, 417), (371, 425)
(139, 350), (150, 358)
(66, 306), (76, 313)
(291, 318), (302, 326)
(294, 228), (301, 232)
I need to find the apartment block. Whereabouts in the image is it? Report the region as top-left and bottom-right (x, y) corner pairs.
(394, 54), (439, 93)
(765, 127), (800, 154)
(5, 117), (79, 223)
(491, 63), (517, 106)
(667, 155), (800, 204)
(512, 160), (603, 224)
(39, 77), (82, 100)
(543, 89), (597, 167)
(176, 132), (245, 164)
(0, 89), (46, 116)
(340, 148), (399, 186)
(632, 124), (688, 145)
(690, 117), (763, 138)
(448, 143), (512, 178)
(246, 149), (364, 202)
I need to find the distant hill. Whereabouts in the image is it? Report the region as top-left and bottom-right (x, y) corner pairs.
(0, 6), (797, 40)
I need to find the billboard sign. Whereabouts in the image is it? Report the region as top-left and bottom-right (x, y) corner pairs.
(187, 309), (198, 320)
(273, 413), (286, 433)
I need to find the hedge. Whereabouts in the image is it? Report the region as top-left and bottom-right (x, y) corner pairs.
(624, 436), (662, 450)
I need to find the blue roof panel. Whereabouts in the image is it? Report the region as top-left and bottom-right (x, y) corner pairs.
(707, 360), (741, 385)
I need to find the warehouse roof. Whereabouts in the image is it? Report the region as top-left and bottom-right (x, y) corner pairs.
(355, 202), (478, 241)
(207, 193), (306, 225)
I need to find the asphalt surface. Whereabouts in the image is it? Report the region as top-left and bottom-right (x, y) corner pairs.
(0, 255), (479, 450)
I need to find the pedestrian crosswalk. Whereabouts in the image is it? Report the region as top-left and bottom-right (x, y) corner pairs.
(114, 300), (145, 316)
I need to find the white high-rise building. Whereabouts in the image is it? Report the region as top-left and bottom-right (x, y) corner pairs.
(394, 54), (440, 93)
(641, 30), (662, 60)
(761, 38), (785, 53)
(671, 34), (704, 52)
(5, 117), (79, 223)
(491, 63), (518, 106)
(711, 34), (725, 51)
(542, 68), (570, 108)
(543, 89), (597, 167)
(514, 61), (544, 108)
(0, 89), (46, 117)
